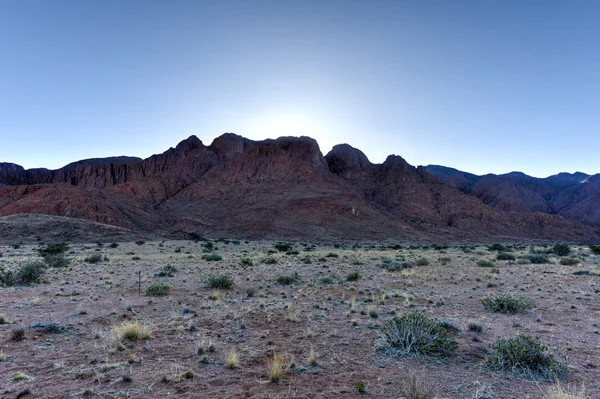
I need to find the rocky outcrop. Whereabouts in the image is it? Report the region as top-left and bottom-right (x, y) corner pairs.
(0, 135), (598, 242)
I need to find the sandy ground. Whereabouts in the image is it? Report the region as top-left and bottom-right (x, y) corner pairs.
(1, 240), (599, 399)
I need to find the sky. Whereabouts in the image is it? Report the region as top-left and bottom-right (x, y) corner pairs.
(1, 0), (599, 177)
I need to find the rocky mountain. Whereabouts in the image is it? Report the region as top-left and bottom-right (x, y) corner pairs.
(426, 165), (600, 228)
(0, 134), (598, 243)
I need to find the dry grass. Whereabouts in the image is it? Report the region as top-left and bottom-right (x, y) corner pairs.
(267, 352), (291, 383)
(545, 383), (587, 399)
(401, 372), (439, 399)
(225, 348), (239, 369)
(114, 321), (151, 341)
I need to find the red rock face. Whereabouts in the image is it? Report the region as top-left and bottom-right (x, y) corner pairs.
(0, 135), (598, 242)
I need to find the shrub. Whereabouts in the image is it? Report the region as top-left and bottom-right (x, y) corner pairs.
(354, 381), (367, 394)
(44, 254), (70, 268)
(18, 261), (45, 285)
(277, 274), (298, 285)
(205, 274), (234, 289)
(477, 259), (496, 267)
(202, 253), (222, 261)
(346, 271), (361, 281)
(241, 258), (253, 266)
(589, 245), (600, 254)
(38, 243), (69, 256)
(115, 321), (151, 341)
(109, 243), (119, 249)
(135, 240), (145, 246)
(524, 254), (550, 264)
(552, 244), (571, 257)
(468, 323), (484, 333)
(267, 352), (291, 383)
(482, 293), (535, 313)
(156, 265), (177, 277)
(11, 327), (25, 341)
(319, 276), (334, 284)
(439, 257), (452, 266)
(401, 372), (438, 399)
(559, 257), (580, 266)
(84, 254), (103, 264)
(497, 252), (516, 261)
(488, 243), (506, 252)
(263, 257), (277, 264)
(325, 252), (338, 258)
(274, 242), (292, 252)
(484, 334), (567, 381)
(377, 311), (457, 357)
(416, 258), (430, 266)
(145, 283), (170, 296)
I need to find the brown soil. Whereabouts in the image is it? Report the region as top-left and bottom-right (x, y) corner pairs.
(1, 240), (599, 398)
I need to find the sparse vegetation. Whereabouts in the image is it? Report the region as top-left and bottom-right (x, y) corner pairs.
(277, 273), (299, 285)
(205, 274), (234, 289)
(145, 283), (170, 296)
(497, 252), (516, 261)
(401, 372), (438, 399)
(1, 261), (45, 286)
(559, 257), (580, 266)
(482, 293), (535, 313)
(378, 311), (457, 357)
(202, 253), (223, 261)
(84, 254), (103, 263)
(552, 244), (571, 257)
(115, 321), (151, 341)
(484, 334), (567, 381)
(524, 254), (550, 264)
(346, 270), (361, 281)
(39, 243), (69, 256)
(477, 259), (496, 267)
(267, 352), (291, 383)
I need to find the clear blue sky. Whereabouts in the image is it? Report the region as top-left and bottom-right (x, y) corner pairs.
(1, 0), (598, 177)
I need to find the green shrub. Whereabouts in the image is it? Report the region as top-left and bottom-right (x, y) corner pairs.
(319, 276), (334, 284)
(416, 258), (429, 266)
(145, 283), (170, 296)
(262, 257), (277, 264)
(0, 267), (18, 286)
(482, 293), (535, 313)
(559, 257), (580, 266)
(477, 259), (496, 267)
(346, 271), (361, 281)
(496, 252), (516, 261)
(438, 257), (452, 266)
(589, 245), (600, 254)
(156, 265), (178, 277)
(377, 311), (457, 357)
(274, 242), (292, 252)
(43, 254), (70, 268)
(484, 334), (567, 381)
(241, 258), (253, 266)
(488, 244), (506, 252)
(523, 254), (549, 264)
(109, 243), (119, 249)
(84, 254), (103, 264)
(205, 274), (234, 289)
(325, 252), (339, 258)
(277, 273), (299, 285)
(552, 244), (571, 257)
(39, 243), (69, 256)
(0, 261), (46, 286)
(202, 253), (222, 261)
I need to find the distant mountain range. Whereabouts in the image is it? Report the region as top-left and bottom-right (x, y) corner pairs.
(0, 134), (598, 242)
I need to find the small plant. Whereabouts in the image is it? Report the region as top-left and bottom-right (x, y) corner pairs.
(156, 265), (178, 277)
(277, 273), (299, 285)
(319, 276), (334, 284)
(241, 258), (253, 266)
(589, 245), (600, 254)
(11, 327), (25, 341)
(416, 257), (429, 266)
(115, 321), (151, 341)
(439, 256), (452, 265)
(145, 283), (170, 296)
(325, 252), (339, 258)
(477, 259), (496, 267)
(109, 243), (119, 248)
(85, 254), (103, 264)
(307, 348), (318, 367)
(545, 383), (587, 399)
(205, 274), (234, 289)
(559, 257), (580, 266)
(482, 293), (535, 314)
(378, 311), (457, 357)
(497, 252), (516, 261)
(262, 257), (278, 264)
(552, 244), (571, 257)
(524, 254), (550, 264)
(182, 369), (194, 379)
(267, 352), (291, 383)
(354, 381), (367, 394)
(488, 243), (506, 252)
(44, 254), (71, 268)
(401, 372), (438, 399)
(39, 243), (69, 256)
(484, 334), (568, 381)
(274, 242), (293, 252)
(135, 240), (145, 246)
(202, 253), (222, 261)
(346, 271), (361, 281)
(225, 348), (239, 369)
(468, 323), (484, 333)
(1, 261), (47, 286)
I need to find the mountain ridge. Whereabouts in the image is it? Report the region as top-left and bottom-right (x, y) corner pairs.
(0, 134), (598, 242)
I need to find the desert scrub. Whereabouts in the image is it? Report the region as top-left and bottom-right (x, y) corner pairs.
(84, 254), (103, 264)
(155, 265), (178, 277)
(241, 257), (253, 266)
(438, 256), (452, 265)
(496, 252), (516, 261)
(145, 283), (170, 296)
(346, 271), (361, 281)
(589, 245), (600, 254)
(484, 334), (567, 381)
(44, 253), (71, 268)
(115, 321), (151, 341)
(552, 244), (571, 257)
(477, 259), (496, 267)
(273, 242), (293, 252)
(277, 273), (299, 285)
(415, 257), (430, 266)
(1, 261), (45, 286)
(523, 254), (550, 264)
(482, 293), (535, 313)
(401, 372), (438, 399)
(202, 253), (222, 261)
(39, 243), (69, 256)
(205, 274), (234, 289)
(559, 257), (580, 266)
(262, 257), (278, 264)
(377, 311), (457, 357)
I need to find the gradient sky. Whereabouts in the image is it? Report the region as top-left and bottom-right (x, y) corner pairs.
(1, 0), (598, 177)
